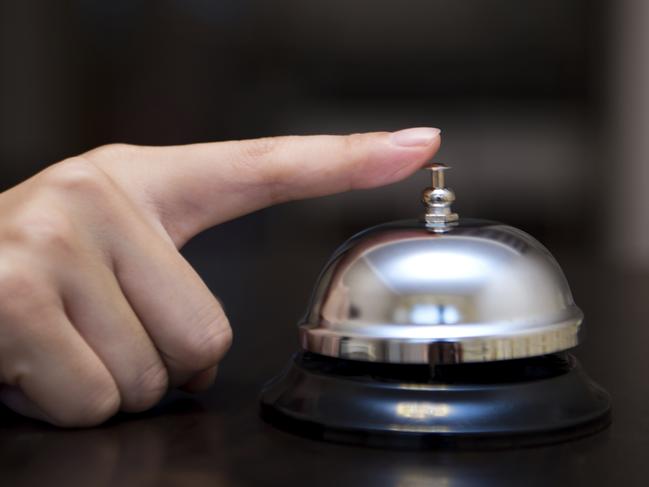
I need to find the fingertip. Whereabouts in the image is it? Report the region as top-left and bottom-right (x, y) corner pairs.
(389, 127), (442, 148)
(352, 127), (442, 189)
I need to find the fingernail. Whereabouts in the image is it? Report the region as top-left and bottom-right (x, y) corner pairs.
(390, 127), (441, 147)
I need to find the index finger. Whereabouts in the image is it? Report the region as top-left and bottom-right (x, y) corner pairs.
(87, 127), (441, 246)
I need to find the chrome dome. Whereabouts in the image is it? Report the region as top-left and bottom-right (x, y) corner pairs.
(299, 219), (582, 364)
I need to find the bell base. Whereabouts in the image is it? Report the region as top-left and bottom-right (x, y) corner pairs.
(259, 352), (611, 449)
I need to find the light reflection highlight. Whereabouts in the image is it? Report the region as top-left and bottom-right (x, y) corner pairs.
(388, 250), (491, 284)
(395, 402), (451, 419)
(409, 304), (461, 324)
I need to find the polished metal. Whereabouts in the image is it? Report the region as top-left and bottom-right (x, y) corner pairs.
(299, 167), (582, 364)
(422, 164), (458, 229)
(299, 219), (582, 364)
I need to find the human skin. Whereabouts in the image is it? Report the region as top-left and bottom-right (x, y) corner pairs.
(0, 127), (441, 427)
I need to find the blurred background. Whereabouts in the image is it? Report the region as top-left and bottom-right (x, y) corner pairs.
(4, 3), (649, 484)
(0, 1), (647, 374)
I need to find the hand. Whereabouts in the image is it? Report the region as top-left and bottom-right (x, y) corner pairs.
(0, 127), (441, 427)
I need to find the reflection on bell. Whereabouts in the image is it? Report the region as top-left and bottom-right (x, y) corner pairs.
(260, 164), (611, 448)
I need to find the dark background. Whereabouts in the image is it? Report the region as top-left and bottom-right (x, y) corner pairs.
(0, 0), (611, 239)
(2, 2), (649, 485)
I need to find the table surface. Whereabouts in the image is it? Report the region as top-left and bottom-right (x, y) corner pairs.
(1, 220), (648, 487)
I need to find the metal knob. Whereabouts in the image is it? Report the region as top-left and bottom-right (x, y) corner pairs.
(422, 163), (459, 228)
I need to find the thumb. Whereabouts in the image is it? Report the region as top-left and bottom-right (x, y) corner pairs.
(86, 127), (441, 246)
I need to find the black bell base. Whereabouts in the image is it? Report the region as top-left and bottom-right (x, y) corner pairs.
(259, 352), (611, 449)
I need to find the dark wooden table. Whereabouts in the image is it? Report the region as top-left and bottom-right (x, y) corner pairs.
(1, 217), (647, 487)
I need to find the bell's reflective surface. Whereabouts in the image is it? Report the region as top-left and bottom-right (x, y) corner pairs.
(299, 218), (582, 364)
(260, 164), (611, 448)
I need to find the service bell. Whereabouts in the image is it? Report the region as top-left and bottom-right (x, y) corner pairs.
(260, 165), (611, 448)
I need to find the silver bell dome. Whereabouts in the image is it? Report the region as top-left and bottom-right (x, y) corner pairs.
(299, 165), (582, 364)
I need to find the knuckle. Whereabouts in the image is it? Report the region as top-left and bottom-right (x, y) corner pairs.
(343, 132), (367, 153)
(241, 136), (283, 163)
(84, 143), (139, 164)
(6, 209), (76, 254)
(342, 133), (374, 189)
(124, 361), (169, 412)
(237, 136), (295, 204)
(175, 306), (232, 370)
(42, 157), (112, 198)
(0, 264), (43, 307)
